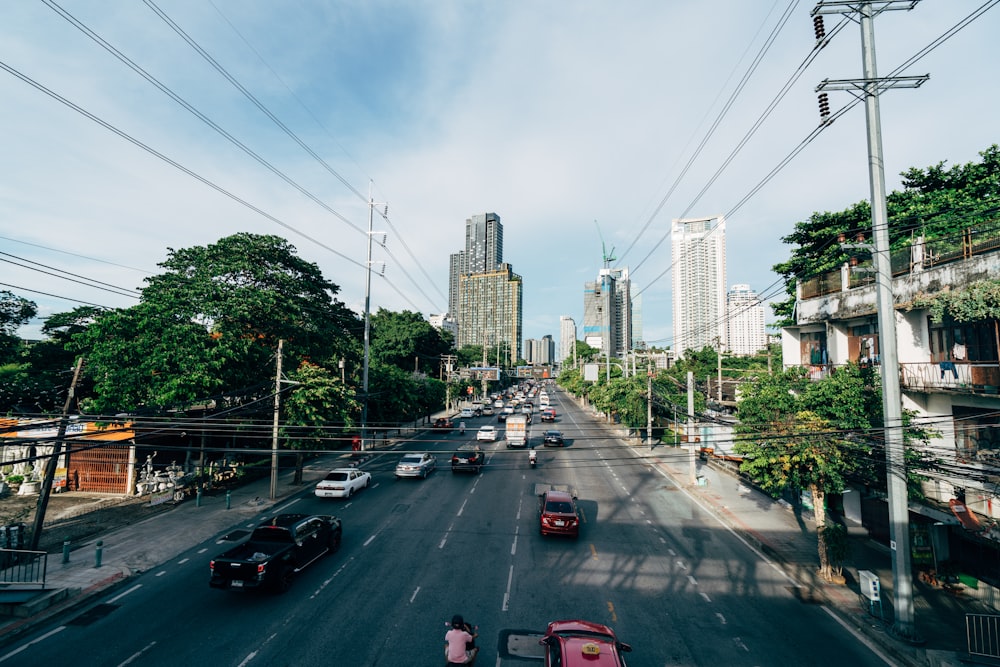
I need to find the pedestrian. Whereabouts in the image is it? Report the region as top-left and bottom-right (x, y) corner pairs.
(351, 435), (361, 452)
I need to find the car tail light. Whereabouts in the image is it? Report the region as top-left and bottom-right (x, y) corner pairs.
(257, 563), (267, 574)
(209, 560), (215, 571)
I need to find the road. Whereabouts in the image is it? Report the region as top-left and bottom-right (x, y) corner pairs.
(1, 387), (891, 666)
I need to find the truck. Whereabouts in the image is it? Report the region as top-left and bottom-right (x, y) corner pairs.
(209, 513), (342, 593)
(505, 414), (528, 448)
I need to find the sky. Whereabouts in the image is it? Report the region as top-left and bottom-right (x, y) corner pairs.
(2, 1), (997, 351)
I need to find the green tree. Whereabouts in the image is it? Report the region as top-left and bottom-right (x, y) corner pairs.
(369, 309), (450, 375)
(282, 362), (360, 484)
(0, 291), (36, 364)
(75, 233), (360, 413)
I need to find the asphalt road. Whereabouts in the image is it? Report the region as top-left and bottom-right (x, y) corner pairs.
(0, 389), (891, 666)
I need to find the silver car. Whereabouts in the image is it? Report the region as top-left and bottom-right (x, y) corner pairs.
(395, 453), (436, 479)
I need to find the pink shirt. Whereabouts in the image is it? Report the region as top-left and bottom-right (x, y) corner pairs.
(445, 628), (472, 662)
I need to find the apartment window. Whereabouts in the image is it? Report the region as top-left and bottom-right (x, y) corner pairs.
(928, 318), (997, 363)
(953, 405), (1000, 462)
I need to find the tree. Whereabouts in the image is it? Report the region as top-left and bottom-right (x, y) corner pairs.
(74, 233), (360, 413)
(282, 362), (360, 484)
(0, 291), (36, 364)
(369, 309), (450, 375)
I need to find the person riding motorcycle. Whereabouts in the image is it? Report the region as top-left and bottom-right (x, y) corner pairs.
(445, 614), (478, 665)
(529, 447), (537, 467)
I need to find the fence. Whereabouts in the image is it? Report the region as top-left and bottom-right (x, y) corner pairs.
(0, 548), (48, 589)
(967, 613), (1000, 662)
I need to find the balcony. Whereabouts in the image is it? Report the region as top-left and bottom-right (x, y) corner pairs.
(900, 361), (1000, 396)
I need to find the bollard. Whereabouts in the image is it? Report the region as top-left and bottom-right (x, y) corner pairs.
(226, 489), (232, 510)
(196, 487), (202, 507)
(62, 540), (71, 564)
(95, 540), (103, 568)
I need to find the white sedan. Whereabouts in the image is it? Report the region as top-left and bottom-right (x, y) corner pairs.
(476, 425), (498, 442)
(315, 468), (371, 498)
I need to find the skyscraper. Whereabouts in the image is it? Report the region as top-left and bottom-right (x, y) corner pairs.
(671, 215), (727, 356)
(727, 283), (767, 356)
(456, 263), (523, 365)
(449, 212), (504, 321)
(582, 267), (633, 359)
(559, 316), (577, 365)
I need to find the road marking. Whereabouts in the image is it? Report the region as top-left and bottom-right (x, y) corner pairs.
(116, 640), (157, 666)
(197, 548), (207, 553)
(821, 606), (896, 665)
(457, 499), (468, 517)
(675, 560), (688, 571)
(606, 601), (617, 622)
(668, 548), (676, 556)
(590, 544), (598, 560)
(511, 534), (518, 555)
(364, 534), (376, 546)
(715, 612), (727, 625)
(410, 586), (420, 603)
(501, 565), (514, 611)
(700, 592), (712, 603)
(687, 575), (698, 586)
(733, 637), (749, 652)
(273, 498), (300, 514)
(0, 626), (65, 663)
(108, 584), (142, 603)
(178, 558), (189, 565)
(155, 571), (166, 577)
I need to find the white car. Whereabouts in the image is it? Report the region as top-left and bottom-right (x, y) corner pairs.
(315, 468), (371, 498)
(460, 407), (475, 418)
(476, 425), (497, 442)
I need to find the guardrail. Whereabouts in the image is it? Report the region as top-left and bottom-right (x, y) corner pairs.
(967, 613), (1000, 662)
(0, 548), (48, 588)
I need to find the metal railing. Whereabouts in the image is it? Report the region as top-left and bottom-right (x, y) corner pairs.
(0, 548), (48, 588)
(967, 613), (1000, 662)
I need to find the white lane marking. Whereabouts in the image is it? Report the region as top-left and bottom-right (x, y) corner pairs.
(659, 537), (667, 544)
(668, 548), (677, 556)
(116, 640), (157, 666)
(687, 575), (698, 586)
(363, 534), (376, 546)
(457, 499), (468, 517)
(675, 560), (688, 571)
(501, 564), (514, 611)
(237, 632), (278, 667)
(272, 498), (300, 514)
(178, 558), (189, 565)
(440, 520), (455, 549)
(108, 584), (142, 603)
(155, 571), (166, 577)
(0, 626), (66, 663)
(715, 612), (727, 625)
(410, 586), (421, 603)
(511, 525), (519, 555)
(311, 557), (353, 599)
(822, 606), (896, 665)
(733, 637), (749, 652)
(700, 591), (712, 603)
(197, 548), (208, 554)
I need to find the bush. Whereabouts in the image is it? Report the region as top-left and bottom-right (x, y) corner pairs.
(5, 474), (24, 485)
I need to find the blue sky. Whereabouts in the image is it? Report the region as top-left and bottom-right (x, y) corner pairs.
(2, 1), (997, 348)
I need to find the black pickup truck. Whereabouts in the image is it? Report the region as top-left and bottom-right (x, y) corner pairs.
(209, 513), (342, 593)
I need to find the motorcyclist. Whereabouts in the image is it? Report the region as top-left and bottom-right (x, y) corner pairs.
(445, 614), (478, 665)
(459, 422), (466, 435)
(529, 447), (537, 467)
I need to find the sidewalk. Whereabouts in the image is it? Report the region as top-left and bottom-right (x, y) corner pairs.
(636, 441), (990, 667)
(0, 456), (343, 644)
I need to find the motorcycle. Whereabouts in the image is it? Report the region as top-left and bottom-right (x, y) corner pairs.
(445, 616), (478, 666)
(529, 448), (537, 468)
(459, 422), (466, 435)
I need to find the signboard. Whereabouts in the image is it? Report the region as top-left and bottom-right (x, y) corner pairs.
(469, 367), (500, 381)
(583, 364), (599, 382)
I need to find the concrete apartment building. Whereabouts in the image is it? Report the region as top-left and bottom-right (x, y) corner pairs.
(727, 283), (767, 356)
(782, 226), (1000, 592)
(582, 267), (633, 359)
(672, 215), (727, 356)
(559, 316), (577, 365)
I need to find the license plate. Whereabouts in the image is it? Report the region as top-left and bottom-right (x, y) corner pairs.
(231, 580), (244, 588)
(555, 520), (565, 527)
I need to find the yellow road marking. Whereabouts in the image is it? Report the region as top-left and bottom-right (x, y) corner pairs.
(606, 601), (617, 622)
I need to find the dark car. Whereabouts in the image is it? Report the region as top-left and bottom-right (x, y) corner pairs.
(497, 411), (509, 422)
(538, 488), (580, 538)
(433, 417), (454, 430)
(543, 430), (565, 447)
(452, 444), (485, 474)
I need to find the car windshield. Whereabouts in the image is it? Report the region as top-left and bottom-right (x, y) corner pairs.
(400, 455), (422, 464)
(324, 472), (348, 481)
(545, 501), (574, 514)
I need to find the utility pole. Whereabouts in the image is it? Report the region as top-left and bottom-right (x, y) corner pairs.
(29, 357), (84, 551)
(687, 371), (696, 484)
(813, 0), (928, 641)
(362, 182), (387, 452)
(269, 339), (284, 500)
(646, 362), (653, 448)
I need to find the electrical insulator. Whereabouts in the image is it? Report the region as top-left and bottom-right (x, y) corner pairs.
(818, 92), (830, 119)
(813, 15), (826, 40)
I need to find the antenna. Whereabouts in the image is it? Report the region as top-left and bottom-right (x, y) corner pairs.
(594, 220), (616, 269)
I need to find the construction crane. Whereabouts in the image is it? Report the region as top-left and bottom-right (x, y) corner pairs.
(594, 220), (616, 269)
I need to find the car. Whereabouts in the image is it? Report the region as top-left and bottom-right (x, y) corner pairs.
(315, 468), (371, 498)
(481, 405), (494, 416)
(395, 453), (436, 479)
(460, 407), (475, 419)
(538, 487), (580, 537)
(543, 430), (564, 447)
(493, 400), (505, 409)
(476, 425), (497, 442)
(451, 444), (485, 474)
(540, 408), (556, 422)
(433, 417), (454, 430)
(540, 620), (632, 667)
(497, 411), (509, 423)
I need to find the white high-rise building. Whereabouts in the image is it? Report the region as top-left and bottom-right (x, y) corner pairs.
(727, 284), (766, 356)
(559, 316), (576, 364)
(582, 267), (633, 359)
(671, 215), (727, 356)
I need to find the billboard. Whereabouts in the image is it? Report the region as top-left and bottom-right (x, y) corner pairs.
(469, 367), (500, 381)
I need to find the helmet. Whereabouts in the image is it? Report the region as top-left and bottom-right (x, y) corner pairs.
(451, 614), (465, 628)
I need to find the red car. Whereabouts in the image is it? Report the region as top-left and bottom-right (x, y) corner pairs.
(540, 620), (632, 667)
(538, 488), (580, 537)
(433, 417), (454, 430)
